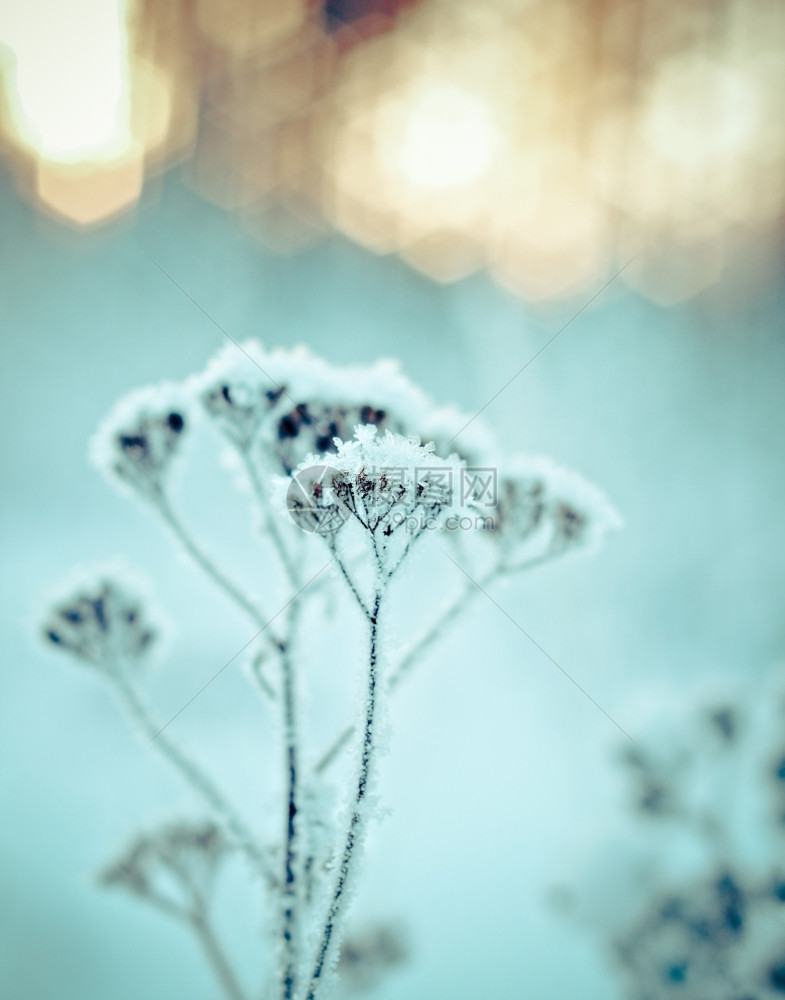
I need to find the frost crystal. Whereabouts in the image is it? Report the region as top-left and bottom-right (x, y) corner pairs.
(487, 455), (622, 559)
(41, 570), (159, 668)
(288, 426), (469, 575)
(190, 340), (494, 472)
(89, 383), (190, 499)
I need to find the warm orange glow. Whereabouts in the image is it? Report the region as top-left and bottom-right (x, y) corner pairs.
(1, 0), (783, 301)
(0, 0), (175, 224)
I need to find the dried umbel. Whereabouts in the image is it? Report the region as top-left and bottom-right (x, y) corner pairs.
(613, 868), (785, 1000)
(565, 675), (785, 1000)
(486, 456), (622, 563)
(89, 383), (190, 500)
(190, 340), (492, 474)
(338, 923), (408, 994)
(329, 426), (463, 522)
(100, 820), (230, 913)
(41, 572), (158, 669)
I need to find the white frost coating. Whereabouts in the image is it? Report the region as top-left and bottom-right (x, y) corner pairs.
(286, 426), (475, 584)
(89, 381), (192, 499)
(188, 339), (497, 470)
(489, 453), (623, 559)
(303, 592), (387, 1000)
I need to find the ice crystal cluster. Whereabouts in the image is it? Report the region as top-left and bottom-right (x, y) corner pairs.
(566, 677), (785, 1000)
(40, 340), (619, 1000)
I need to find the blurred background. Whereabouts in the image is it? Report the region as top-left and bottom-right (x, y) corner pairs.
(0, 0), (784, 998)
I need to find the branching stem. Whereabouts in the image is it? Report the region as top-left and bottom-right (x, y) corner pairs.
(312, 552), (555, 775)
(154, 493), (284, 650)
(110, 670), (274, 886)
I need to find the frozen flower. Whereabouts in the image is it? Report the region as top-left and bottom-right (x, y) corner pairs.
(485, 455), (622, 562)
(40, 568), (159, 669)
(89, 382), (190, 500)
(284, 426), (471, 577)
(338, 923), (408, 994)
(189, 340), (495, 473)
(100, 819), (230, 914)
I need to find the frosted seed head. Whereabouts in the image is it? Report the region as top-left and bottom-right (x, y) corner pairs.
(89, 382), (191, 501)
(191, 340), (498, 473)
(288, 426), (473, 576)
(99, 819), (230, 912)
(188, 340), (287, 450)
(608, 865), (785, 998)
(40, 568), (161, 670)
(488, 455), (622, 559)
(338, 923), (409, 993)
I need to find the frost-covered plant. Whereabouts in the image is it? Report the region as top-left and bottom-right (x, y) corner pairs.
(40, 340), (618, 1000)
(561, 676), (785, 1000)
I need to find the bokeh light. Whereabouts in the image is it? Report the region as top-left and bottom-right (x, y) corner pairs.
(1, 0), (783, 300)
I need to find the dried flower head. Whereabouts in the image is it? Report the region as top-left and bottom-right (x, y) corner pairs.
(285, 426), (470, 576)
(338, 923), (408, 994)
(613, 867), (785, 1000)
(191, 340), (495, 473)
(487, 456), (622, 560)
(100, 820), (230, 913)
(41, 569), (159, 669)
(89, 383), (190, 500)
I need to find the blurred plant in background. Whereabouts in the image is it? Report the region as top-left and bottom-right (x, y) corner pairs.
(560, 677), (785, 999)
(39, 340), (618, 999)
(1, 0), (782, 304)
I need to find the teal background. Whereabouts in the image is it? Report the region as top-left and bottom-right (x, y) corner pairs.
(1, 165), (784, 999)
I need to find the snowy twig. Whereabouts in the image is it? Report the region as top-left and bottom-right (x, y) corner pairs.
(190, 906), (250, 1000)
(304, 589), (383, 1000)
(154, 492), (283, 649)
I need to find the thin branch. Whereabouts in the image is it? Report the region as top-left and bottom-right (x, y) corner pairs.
(312, 552), (554, 775)
(247, 649), (276, 700)
(109, 670), (275, 886)
(304, 591), (383, 1000)
(190, 910), (250, 1000)
(154, 493), (283, 649)
(239, 448), (300, 587)
(327, 538), (371, 620)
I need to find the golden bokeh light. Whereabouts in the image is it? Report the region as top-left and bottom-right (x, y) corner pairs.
(1, 0), (783, 301)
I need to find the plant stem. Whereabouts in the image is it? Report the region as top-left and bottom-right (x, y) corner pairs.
(304, 591), (383, 1000)
(240, 450), (305, 997)
(278, 628), (301, 999)
(312, 571), (495, 777)
(312, 553), (555, 776)
(110, 671), (274, 886)
(191, 910), (249, 1000)
(154, 493), (282, 647)
(386, 567), (500, 692)
(239, 449), (299, 588)
(328, 541), (371, 620)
